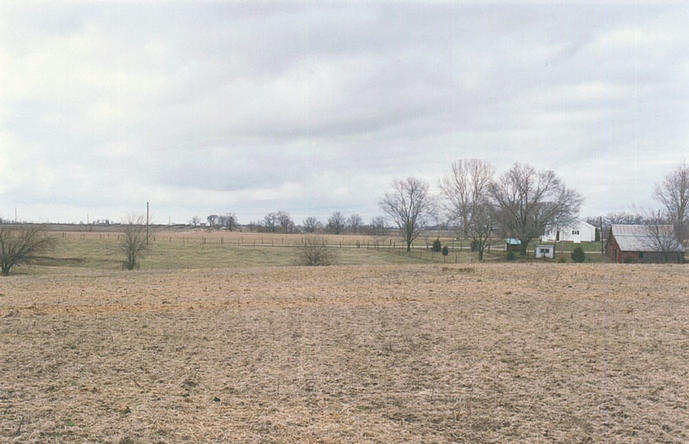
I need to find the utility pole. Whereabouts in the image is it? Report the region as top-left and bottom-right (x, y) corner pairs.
(598, 216), (605, 259)
(14, 208), (17, 223)
(146, 201), (150, 245)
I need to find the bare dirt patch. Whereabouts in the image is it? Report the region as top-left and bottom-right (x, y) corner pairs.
(1, 264), (688, 442)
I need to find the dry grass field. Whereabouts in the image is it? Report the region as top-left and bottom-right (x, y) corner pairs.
(2, 263), (688, 442)
(26, 231), (510, 273)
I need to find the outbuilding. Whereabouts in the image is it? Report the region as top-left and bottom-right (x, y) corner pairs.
(534, 244), (555, 259)
(505, 238), (521, 252)
(605, 224), (685, 263)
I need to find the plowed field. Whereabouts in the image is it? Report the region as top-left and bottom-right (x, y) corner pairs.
(1, 264), (688, 442)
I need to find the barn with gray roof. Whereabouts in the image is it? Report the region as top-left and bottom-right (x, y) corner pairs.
(605, 224), (685, 263)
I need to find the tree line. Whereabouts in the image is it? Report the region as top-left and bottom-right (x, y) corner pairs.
(189, 210), (388, 236)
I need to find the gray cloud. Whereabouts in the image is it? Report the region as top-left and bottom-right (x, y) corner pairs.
(1, 2), (687, 224)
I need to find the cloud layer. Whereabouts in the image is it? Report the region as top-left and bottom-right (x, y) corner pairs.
(1, 2), (687, 224)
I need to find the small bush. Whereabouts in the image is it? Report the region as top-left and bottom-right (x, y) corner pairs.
(0, 225), (57, 276)
(571, 246), (585, 263)
(432, 238), (442, 252)
(471, 240), (478, 252)
(506, 251), (515, 261)
(441, 246), (449, 256)
(557, 256), (567, 263)
(298, 236), (333, 266)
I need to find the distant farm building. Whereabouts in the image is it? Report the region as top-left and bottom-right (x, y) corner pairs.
(542, 220), (597, 243)
(534, 244), (555, 259)
(505, 238), (521, 252)
(605, 224), (685, 263)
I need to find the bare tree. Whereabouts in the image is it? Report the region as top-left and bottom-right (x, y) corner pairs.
(380, 177), (436, 252)
(440, 159), (494, 260)
(654, 162), (689, 245)
(587, 212), (645, 241)
(276, 211), (295, 233)
(641, 209), (685, 262)
(347, 214), (363, 233)
(368, 216), (388, 236)
(207, 214), (219, 228)
(489, 163), (582, 255)
(440, 159), (493, 237)
(189, 216), (201, 226)
(302, 217), (322, 233)
(326, 211), (346, 234)
(263, 212), (278, 232)
(218, 213), (237, 231)
(298, 236), (333, 266)
(468, 204), (494, 261)
(604, 212), (645, 225)
(0, 225), (56, 276)
(120, 216), (149, 270)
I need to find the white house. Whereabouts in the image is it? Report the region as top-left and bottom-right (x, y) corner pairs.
(541, 220), (597, 243)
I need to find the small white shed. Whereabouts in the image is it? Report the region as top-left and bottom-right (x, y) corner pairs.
(535, 244), (555, 259)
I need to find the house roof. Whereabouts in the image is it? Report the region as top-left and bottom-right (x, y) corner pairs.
(610, 224), (685, 253)
(545, 219), (596, 230)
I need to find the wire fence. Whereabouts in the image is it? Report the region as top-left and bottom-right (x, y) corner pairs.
(52, 230), (605, 263)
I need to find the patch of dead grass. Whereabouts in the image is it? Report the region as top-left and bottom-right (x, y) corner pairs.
(1, 264), (688, 442)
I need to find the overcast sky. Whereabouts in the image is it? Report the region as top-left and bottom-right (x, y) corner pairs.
(1, 1), (687, 224)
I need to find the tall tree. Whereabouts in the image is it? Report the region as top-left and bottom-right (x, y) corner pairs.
(263, 212), (278, 232)
(654, 162), (689, 244)
(489, 163), (582, 255)
(302, 216), (322, 233)
(440, 159), (494, 260)
(276, 211), (295, 233)
(218, 213), (237, 231)
(368, 216), (387, 236)
(347, 214), (363, 233)
(440, 159), (493, 237)
(379, 177), (435, 252)
(206, 214), (219, 228)
(326, 211), (346, 234)
(302, 217), (322, 233)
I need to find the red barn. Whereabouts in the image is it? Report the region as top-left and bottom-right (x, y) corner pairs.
(605, 224), (685, 263)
